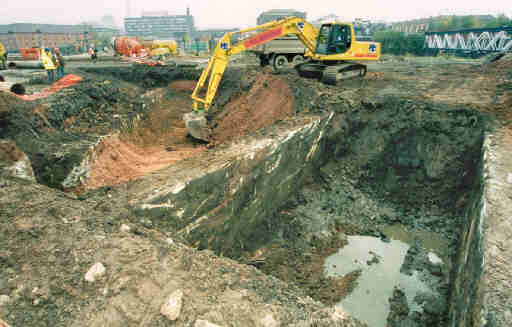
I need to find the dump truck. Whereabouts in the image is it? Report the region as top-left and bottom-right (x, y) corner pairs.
(185, 16), (381, 141)
(249, 10), (308, 69)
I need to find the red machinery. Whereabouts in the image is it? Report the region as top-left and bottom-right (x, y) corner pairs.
(112, 37), (144, 57)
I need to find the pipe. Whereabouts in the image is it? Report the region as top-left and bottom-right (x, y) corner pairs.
(10, 83), (26, 95)
(9, 61), (44, 69)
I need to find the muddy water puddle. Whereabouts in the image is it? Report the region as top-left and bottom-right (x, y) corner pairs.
(325, 234), (443, 327)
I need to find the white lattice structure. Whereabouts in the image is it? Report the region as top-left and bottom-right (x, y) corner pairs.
(425, 27), (512, 52)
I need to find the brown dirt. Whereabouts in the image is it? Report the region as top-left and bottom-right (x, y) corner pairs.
(212, 73), (294, 144)
(85, 135), (204, 189)
(169, 80), (197, 92)
(0, 140), (25, 163)
(84, 89), (206, 189)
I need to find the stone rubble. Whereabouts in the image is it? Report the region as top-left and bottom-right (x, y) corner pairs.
(84, 262), (106, 282)
(160, 289), (183, 321)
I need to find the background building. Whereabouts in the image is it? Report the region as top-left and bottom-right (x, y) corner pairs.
(256, 9), (306, 25)
(0, 23), (120, 53)
(124, 7), (195, 39)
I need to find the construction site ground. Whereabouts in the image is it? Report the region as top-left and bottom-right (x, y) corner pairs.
(0, 53), (511, 327)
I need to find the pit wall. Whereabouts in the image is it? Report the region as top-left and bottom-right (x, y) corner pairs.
(58, 87), (168, 189)
(135, 113), (334, 257)
(448, 134), (489, 327)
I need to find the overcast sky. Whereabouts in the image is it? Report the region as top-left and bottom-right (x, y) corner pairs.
(1, 0), (511, 29)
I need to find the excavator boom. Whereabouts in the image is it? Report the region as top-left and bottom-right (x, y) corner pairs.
(191, 17), (319, 112)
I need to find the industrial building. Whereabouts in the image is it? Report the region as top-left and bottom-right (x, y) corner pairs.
(124, 8), (195, 39)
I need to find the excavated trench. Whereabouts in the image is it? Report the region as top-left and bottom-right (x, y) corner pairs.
(132, 96), (488, 327)
(2, 64), (491, 326)
(244, 99), (487, 327)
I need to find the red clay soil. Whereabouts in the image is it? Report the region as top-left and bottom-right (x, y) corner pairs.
(212, 73), (294, 144)
(84, 135), (204, 189)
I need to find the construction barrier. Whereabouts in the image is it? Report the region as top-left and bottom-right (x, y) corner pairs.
(19, 48), (41, 60)
(15, 74), (83, 101)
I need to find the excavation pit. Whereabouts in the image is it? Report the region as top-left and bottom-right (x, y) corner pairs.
(132, 96), (487, 327)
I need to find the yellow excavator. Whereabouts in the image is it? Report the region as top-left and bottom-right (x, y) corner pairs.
(185, 17), (381, 141)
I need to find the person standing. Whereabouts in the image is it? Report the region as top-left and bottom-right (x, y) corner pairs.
(88, 46), (94, 61)
(0, 42), (7, 70)
(54, 48), (66, 79)
(41, 48), (56, 83)
(92, 47), (98, 63)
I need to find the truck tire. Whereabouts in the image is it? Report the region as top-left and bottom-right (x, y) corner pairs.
(292, 55), (305, 66)
(272, 55), (288, 73)
(259, 55), (269, 67)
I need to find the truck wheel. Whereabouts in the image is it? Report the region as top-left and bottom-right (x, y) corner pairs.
(292, 55), (304, 66)
(272, 55), (288, 73)
(259, 55), (269, 67)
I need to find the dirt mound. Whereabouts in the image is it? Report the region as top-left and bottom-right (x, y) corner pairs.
(84, 135), (204, 189)
(212, 73), (294, 144)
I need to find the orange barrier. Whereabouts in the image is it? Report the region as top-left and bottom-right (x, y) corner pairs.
(16, 74), (83, 101)
(19, 48), (41, 60)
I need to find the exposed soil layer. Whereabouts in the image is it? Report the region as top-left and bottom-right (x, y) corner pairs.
(212, 73), (294, 144)
(85, 136), (204, 189)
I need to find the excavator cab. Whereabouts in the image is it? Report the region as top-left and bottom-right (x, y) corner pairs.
(315, 24), (352, 55)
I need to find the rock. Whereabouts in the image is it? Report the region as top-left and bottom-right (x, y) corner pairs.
(85, 262), (106, 282)
(160, 289), (183, 321)
(0, 295), (10, 306)
(0, 140), (36, 182)
(120, 224), (131, 232)
(195, 320), (223, 327)
(259, 313), (279, 327)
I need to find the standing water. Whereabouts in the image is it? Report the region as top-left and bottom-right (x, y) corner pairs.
(324, 236), (438, 327)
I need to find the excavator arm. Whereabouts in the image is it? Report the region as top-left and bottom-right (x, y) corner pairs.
(191, 17), (318, 112)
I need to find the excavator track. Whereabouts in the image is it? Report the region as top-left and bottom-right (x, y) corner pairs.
(295, 62), (325, 79)
(321, 63), (367, 86)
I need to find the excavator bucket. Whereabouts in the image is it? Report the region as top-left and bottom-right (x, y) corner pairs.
(184, 111), (210, 142)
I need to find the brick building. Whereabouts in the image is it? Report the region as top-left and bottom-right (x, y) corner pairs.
(0, 23), (101, 52)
